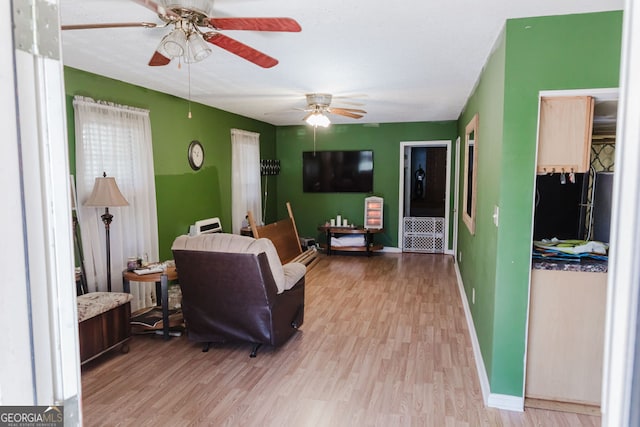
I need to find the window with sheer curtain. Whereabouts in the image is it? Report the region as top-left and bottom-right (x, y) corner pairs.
(73, 96), (158, 309)
(231, 129), (262, 234)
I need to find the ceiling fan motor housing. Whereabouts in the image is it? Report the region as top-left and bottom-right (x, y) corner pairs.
(159, 0), (215, 18)
(306, 93), (332, 108)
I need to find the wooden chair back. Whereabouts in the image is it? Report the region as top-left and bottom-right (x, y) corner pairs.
(247, 202), (303, 265)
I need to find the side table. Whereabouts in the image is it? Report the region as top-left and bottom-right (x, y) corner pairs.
(317, 225), (384, 256)
(122, 266), (178, 340)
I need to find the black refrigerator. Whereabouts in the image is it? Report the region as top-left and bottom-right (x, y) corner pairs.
(592, 171), (614, 243)
(533, 173), (589, 241)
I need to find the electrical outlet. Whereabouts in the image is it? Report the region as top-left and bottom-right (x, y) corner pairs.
(472, 288), (475, 305)
(493, 205), (500, 227)
(458, 251), (462, 262)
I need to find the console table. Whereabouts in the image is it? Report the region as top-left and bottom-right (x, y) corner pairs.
(318, 225), (384, 256)
(122, 266), (178, 340)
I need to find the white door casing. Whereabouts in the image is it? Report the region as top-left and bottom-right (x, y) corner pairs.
(2, 0), (82, 423)
(453, 136), (461, 261)
(397, 140), (452, 254)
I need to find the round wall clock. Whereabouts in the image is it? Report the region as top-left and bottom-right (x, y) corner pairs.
(188, 140), (204, 170)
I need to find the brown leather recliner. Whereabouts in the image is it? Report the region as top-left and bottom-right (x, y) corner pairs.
(171, 233), (305, 357)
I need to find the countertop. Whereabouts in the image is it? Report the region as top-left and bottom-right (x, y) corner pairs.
(532, 240), (609, 273)
(532, 257), (608, 273)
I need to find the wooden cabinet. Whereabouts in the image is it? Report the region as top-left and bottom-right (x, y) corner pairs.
(525, 269), (607, 410)
(537, 96), (594, 174)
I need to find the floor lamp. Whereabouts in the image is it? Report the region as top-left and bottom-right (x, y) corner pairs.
(84, 172), (129, 292)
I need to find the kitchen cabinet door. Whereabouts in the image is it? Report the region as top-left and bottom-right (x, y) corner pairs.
(525, 269), (607, 408)
(537, 96), (594, 174)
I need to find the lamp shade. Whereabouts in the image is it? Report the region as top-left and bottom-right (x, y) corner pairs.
(84, 176), (129, 207)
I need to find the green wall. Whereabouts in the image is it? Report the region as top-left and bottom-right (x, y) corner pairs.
(64, 67), (278, 260)
(457, 11), (622, 397)
(275, 122), (458, 247)
(456, 31), (506, 390)
(64, 67), (457, 257)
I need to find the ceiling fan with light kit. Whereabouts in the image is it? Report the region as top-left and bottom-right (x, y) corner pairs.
(61, 0), (302, 68)
(302, 93), (367, 127)
(297, 93), (367, 153)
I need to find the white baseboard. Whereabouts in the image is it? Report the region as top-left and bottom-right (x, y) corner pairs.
(381, 247), (455, 254)
(488, 393), (524, 412)
(453, 264), (491, 404)
(453, 263), (524, 412)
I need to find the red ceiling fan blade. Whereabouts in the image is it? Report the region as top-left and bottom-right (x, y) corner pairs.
(208, 17), (301, 32)
(62, 22), (157, 31)
(148, 51), (171, 66)
(204, 33), (278, 68)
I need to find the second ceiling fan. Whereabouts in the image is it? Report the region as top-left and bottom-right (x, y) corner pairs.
(62, 0), (301, 68)
(303, 93), (367, 127)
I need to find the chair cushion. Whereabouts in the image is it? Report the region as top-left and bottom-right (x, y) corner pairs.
(283, 262), (306, 290)
(77, 292), (132, 322)
(172, 233), (305, 294)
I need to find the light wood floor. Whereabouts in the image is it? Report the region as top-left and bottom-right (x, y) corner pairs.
(81, 253), (601, 426)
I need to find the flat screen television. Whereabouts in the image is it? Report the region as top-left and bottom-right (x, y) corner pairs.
(302, 150), (373, 193)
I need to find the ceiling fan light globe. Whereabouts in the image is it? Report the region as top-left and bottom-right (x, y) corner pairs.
(306, 112), (330, 128)
(317, 116), (331, 127)
(186, 32), (212, 63)
(162, 29), (187, 57)
(154, 39), (170, 59)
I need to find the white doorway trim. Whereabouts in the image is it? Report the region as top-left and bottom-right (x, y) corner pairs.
(523, 86), (619, 407)
(397, 140), (452, 254)
(602, 1), (640, 424)
(453, 136), (461, 260)
(3, 0), (81, 421)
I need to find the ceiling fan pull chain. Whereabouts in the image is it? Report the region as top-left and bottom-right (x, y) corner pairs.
(187, 59), (192, 119)
(313, 126), (317, 155)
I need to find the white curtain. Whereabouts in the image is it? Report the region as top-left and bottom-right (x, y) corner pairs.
(231, 129), (262, 234)
(74, 96), (158, 307)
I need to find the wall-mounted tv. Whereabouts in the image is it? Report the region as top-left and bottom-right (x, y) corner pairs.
(302, 150), (373, 193)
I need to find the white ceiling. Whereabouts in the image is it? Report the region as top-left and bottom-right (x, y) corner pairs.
(59, 0), (623, 126)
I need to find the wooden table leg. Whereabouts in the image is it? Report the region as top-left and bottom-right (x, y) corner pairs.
(123, 268), (178, 340)
(161, 273), (169, 340)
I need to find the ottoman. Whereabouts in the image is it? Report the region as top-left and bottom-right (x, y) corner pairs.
(77, 292), (132, 364)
